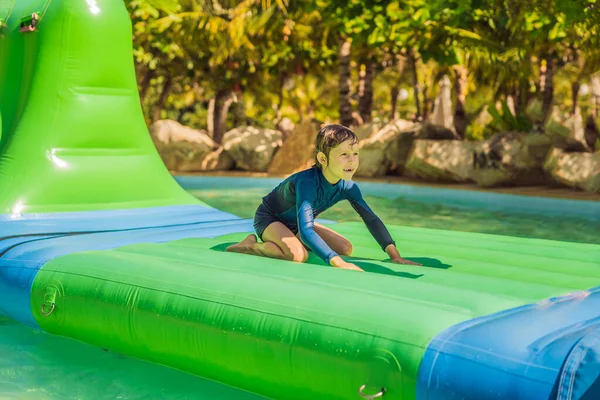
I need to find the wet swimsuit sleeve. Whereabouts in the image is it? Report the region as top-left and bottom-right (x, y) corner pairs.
(295, 178), (339, 264)
(345, 183), (396, 251)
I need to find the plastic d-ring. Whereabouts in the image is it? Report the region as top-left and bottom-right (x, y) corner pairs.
(41, 302), (55, 316)
(358, 384), (386, 399)
(19, 13), (38, 33)
(41, 286), (58, 317)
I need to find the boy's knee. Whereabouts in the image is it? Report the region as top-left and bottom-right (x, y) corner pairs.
(339, 241), (353, 256)
(287, 246), (308, 263)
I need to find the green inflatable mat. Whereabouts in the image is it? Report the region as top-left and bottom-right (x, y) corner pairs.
(30, 223), (600, 400)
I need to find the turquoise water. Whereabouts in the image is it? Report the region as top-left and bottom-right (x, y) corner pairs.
(186, 182), (600, 245)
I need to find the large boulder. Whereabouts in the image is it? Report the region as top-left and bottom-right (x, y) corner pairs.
(267, 120), (321, 174)
(149, 119), (218, 171)
(543, 106), (597, 152)
(223, 126), (283, 172)
(472, 132), (553, 187)
(352, 118), (385, 140)
(405, 139), (475, 182)
(543, 149), (600, 192)
(199, 147), (235, 171)
(356, 119), (417, 177)
(420, 122), (460, 140)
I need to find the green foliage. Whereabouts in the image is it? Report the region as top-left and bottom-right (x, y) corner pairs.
(127, 0), (600, 137)
(486, 101), (533, 133)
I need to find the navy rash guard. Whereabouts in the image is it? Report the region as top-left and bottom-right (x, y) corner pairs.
(257, 166), (395, 264)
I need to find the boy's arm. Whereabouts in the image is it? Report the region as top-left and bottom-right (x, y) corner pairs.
(346, 183), (421, 266)
(296, 180), (364, 271)
(295, 178), (339, 264)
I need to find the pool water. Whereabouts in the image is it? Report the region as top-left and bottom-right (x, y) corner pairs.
(187, 185), (600, 245)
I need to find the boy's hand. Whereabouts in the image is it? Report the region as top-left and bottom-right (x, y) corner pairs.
(330, 256), (364, 271)
(337, 261), (364, 271)
(385, 244), (422, 266)
(391, 257), (422, 266)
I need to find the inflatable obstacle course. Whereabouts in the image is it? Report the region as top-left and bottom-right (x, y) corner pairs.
(1, 1), (600, 399)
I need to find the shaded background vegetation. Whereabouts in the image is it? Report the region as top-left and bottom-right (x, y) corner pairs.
(127, 0), (600, 144)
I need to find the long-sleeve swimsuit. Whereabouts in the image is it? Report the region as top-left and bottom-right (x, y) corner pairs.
(253, 166), (395, 264)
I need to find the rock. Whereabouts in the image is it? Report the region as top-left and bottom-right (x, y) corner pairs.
(564, 107), (585, 144)
(420, 122), (460, 140)
(149, 119), (217, 171)
(199, 147), (235, 171)
(356, 119), (417, 177)
(405, 139), (475, 182)
(543, 107), (597, 152)
(353, 118), (385, 140)
(276, 117), (295, 141)
(563, 139), (590, 153)
(222, 126), (283, 172)
(544, 149), (600, 192)
(472, 132), (553, 187)
(268, 120), (321, 174)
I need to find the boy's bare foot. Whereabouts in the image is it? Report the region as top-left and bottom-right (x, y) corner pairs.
(226, 234), (258, 254)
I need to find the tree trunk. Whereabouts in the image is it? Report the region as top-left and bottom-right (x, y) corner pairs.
(152, 75), (172, 122)
(541, 52), (555, 123)
(211, 89), (236, 144)
(207, 98), (215, 138)
(571, 81), (580, 115)
(140, 47), (160, 105)
(422, 81), (431, 120)
(338, 37), (353, 127)
(453, 66), (467, 107)
(585, 115), (598, 151)
(390, 55), (406, 121)
(231, 98), (247, 127)
(510, 86), (520, 116)
(536, 56), (544, 94)
(408, 49), (421, 121)
(516, 78), (530, 116)
(294, 104), (304, 122)
(357, 58), (374, 124)
(275, 71), (288, 126)
(453, 66), (468, 138)
(139, 68), (155, 104)
(308, 100), (316, 120)
(390, 86), (399, 120)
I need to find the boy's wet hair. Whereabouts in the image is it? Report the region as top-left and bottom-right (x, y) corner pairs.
(314, 124), (359, 169)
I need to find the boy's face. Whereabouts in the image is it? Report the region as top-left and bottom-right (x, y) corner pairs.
(321, 140), (360, 181)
